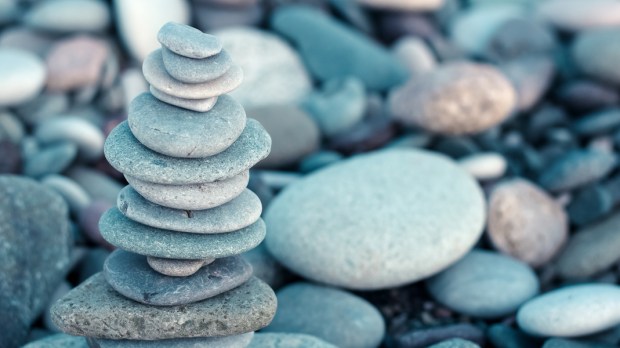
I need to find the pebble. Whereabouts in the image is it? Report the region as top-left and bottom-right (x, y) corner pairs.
(0, 176), (71, 347)
(0, 0), (18, 25)
(485, 18), (556, 62)
(501, 55), (555, 112)
(517, 284), (620, 337)
(41, 174), (92, 215)
(24, 142), (78, 178)
(79, 201), (115, 250)
(45, 36), (109, 92)
(23, 333), (88, 348)
(213, 27), (312, 108)
(542, 338), (616, 348)
(429, 339), (481, 348)
(249, 333), (338, 348)
(67, 167), (123, 205)
(124, 171), (248, 210)
(118, 186), (261, 233)
(566, 185), (613, 226)
(265, 149), (485, 290)
(426, 249), (539, 318)
(0, 111), (25, 144)
(393, 323), (485, 348)
(303, 77), (366, 137)
(15, 93), (70, 126)
(241, 243), (284, 289)
(0, 27), (55, 58)
(377, 12), (438, 42)
(249, 105), (320, 168)
(51, 273), (276, 340)
(537, 0), (620, 32)
(104, 250), (252, 306)
(194, 2), (263, 31)
(572, 28), (620, 86)
(157, 21), (222, 59)
(458, 152), (507, 181)
(161, 47), (232, 83)
(114, 0), (190, 61)
(264, 282), (385, 348)
(487, 179), (567, 267)
(128, 93), (246, 158)
(573, 109), (620, 137)
(271, 5), (408, 91)
(356, 0), (443, 10)
(389, 62), (516, 135)
(147, 257), (213, 277)
(392, 36), (437, 76)
(104, 119), (271, 185)
(487, 324), (539, 348)
(35, 116), (105, 162)
(0, 48), (46, 107)
(149, 86), (217, 112)
(143, 49), (243, 99)
(558, 81), (619, 114)
(299, 151), (343, 173)
(538, 150), (616, 192)
(100, 208), (266, 259)
(92, 333), (254, 348)
(555, 212), (620, 280)
(24, 0), (110, 33)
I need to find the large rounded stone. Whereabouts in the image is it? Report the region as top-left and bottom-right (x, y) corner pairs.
(51, 273), (276, 340)
(0, 48), (46, 107)
(104, 119), (271, 185)
(100, 208), (266, 259)
(264, 282), (385, 348)
(118, 186), (261, 233)
(128, 93), (246, 158)
(265, 149), (485, 290)
(389, 62), (517, 135)
(426, 250), (539, 318)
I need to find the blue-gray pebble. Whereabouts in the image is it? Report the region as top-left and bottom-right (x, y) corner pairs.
(92, 333), (254, 348)
(157, 22), (222, 59)
(162, 47), (233, 83)
(249, 333), (338, 348)
(24, 142), (77, 178)
(538, 149), (616, 192)
(573, 108), (620, 137)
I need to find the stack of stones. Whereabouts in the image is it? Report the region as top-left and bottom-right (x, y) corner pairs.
(51, 22), (276, 347)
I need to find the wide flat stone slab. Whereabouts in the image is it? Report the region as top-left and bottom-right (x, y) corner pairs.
(104, 119), (271, 185)
(100, 208), (266, 259)
(51, 273), (276, 340)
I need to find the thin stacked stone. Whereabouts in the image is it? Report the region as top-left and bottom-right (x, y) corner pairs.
(51, 22), (276, 347)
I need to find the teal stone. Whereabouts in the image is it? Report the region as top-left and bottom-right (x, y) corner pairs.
(162, 47), (233, 83)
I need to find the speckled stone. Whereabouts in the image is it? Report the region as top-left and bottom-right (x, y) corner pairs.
(24, 142), (77, 178)
(143, 49), (243, 99)
(118, 186), (261, 234)
(147, 256), (213, 277)
(157, 22), (222, 59)
(104, 120), (271, 185)
(125, 171), (248, 210)
(100, 208), (266, 259)
(249, 333), (338, 348)
(389, 62), (517, 135)
(104, 250), (252, 306)
(150, 86), (218, 112)
(538, 150), (616, 192)
(51, 273), (276, 340)
(128, 93), (246, 158)
(161, 47), (232, 83)
(92, 333), (254, 347)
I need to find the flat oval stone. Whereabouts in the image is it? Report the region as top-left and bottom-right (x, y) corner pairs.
(538, 150), (616, 192)
(23, 0), (110, 33)
(104, 250), (252, 306)
(125, 170), (248, 210)
(157, 21), (222, 59)
(426, 250), (539, 319)
(249, 333), (338, 348)
(147, 256), (214, 277)
(118, 186), (262, 234)
(100, 208), (266, 259)
(150, 86), (217, 112)
(93, 333), (253, 347)
(537, 0), (620, 32)
(265, 149), (485, 290)
(458, 152), (507, 181)
(143, 49), (243, 99)
(517, 284), (620, 337)
(162, 47), (233, 83)
(35, 116), (104, 161)
(51, 273), (276, 340)
(263, 282), (385, 348)
(41, 174), (91, 215)
(572, 28), (620, 87)
(105, 119), (271, 185)
(24, 142), (77, 178)
(0, 48), (46, 107)
(23, 333), (88, 348)
(128, 93), (246, 158)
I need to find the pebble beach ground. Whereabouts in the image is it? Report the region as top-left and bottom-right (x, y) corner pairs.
(2, 0), (620, 347)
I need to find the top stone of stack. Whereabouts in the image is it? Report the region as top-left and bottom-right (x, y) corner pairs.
(158, 22), (223, 59)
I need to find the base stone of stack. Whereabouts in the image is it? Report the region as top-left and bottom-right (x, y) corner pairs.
(51, 273), (276, 340)
(89, 332), (254, 347)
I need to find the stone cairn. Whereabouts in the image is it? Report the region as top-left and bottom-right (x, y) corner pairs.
(51, 22), (276, 347)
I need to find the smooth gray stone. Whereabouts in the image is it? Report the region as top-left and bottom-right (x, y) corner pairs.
(242, 243), (285, 289)
(104, 250), (252, 306)
(0, 48), (46, 107)
(91, 333), (253, 347)
(100, 208), (266, 259)
(429, 338), (481, 348)
(67, 167), (122, 206)
(104, 119), (271, 185)
(125, 170), (248, 210)
(41, 174), (91, 214)
(24, 333), (88, 348)
(118, 186), (262, 234)
(147, 256), (214, 277)
(249, 333), (337, 348)
(162, 47), (233, 83)
(538, 149), (617, 192)
(23, 0), (110, 33)
(24, 142), (77, 178)
(157, 21), (222, 59)
(51, 273), (276, 340)
(143, 49), (243, 99)
(128, 93), (246, 158)
(150, 86), (217, 112)
(35, 116), (104, 161)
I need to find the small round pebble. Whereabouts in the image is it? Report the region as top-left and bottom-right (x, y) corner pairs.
(458, 152), (507, 181)
(24, 0), (110, 33)
(157, 21), (222, 59)
(264, 282), (385, 348)
(149, 86), (218, 112)
(24, 142), (77, 179)
(566, 184), (613, 226)
(538, 149), (617, 192)
(147, 257), (213, 277)
(35, 117), (104, 162)
(248, 333), (338, 348)
(573, 109), (620, 137)
(427, 249), (539, 318)
(161, 47), (232, 83)
(0, 48), (46, 107)
(517, 284), (620, 337)
(389, 62), (516, 135)
(572, 28), (620, 87)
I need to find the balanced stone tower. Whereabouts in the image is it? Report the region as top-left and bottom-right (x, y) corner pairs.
(51, 22), (276, 347)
